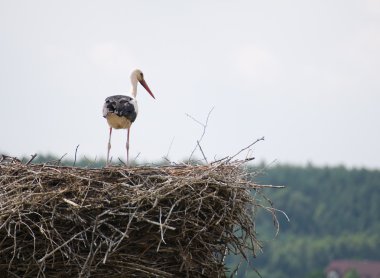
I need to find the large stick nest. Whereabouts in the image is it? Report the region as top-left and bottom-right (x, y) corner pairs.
(0, 160), (275, 277)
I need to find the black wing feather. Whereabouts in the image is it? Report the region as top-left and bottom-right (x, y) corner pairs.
(103, 95), (137, 123)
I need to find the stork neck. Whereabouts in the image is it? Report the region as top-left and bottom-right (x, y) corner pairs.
(130, 80), (138, 98)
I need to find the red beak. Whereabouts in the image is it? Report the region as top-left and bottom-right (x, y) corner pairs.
(139, 79), (155, 99)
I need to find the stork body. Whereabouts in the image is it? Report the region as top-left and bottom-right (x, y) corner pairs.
(103, 69), (155, 166)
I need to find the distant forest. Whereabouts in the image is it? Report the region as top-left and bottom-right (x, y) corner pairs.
(7, 154), (380, 277)
(227, 164), (380, 278)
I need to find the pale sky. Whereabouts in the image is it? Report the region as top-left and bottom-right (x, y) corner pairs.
(1, 0), (379, 168)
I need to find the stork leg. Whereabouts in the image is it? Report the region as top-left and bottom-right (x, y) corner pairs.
(106, 127), (112, 166)
(126, 127), (130, 166)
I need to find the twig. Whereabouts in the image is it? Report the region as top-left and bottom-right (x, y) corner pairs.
(211, 156), (229, 165)
(254, 184), (285, 189)
(229, 261), (242, 278)
(197, 141), (208, 163)
(134, 152), (141, 161)
(56, 153), (67, 166)
(73, 145), (80, 167)
(184, 113), (204, 127)
(134, 215), (176, 231)
(227, 136), (265, 162)
(26, 154), (38, 165)
(63, 198), (80, 208)
(187, 107), (214, 162)
(37, 228), (90, 263)
(264, 206), (290, 223)
(118, 158), (127, 166)
(164, 137), (175, 160)
(80, 217), (99, 276)
(157, 207), (166, 250)
(112, 210), (137, 252)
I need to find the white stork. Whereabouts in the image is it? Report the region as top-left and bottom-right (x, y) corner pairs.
(103, 69), (155, 166)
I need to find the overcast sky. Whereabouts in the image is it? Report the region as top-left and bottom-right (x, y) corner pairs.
(1, 0), (379, 168)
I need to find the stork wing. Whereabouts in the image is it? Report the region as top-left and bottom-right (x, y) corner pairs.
(103, 95), (137, 123)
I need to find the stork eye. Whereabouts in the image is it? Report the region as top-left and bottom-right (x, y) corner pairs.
(140, 73), (144, 78)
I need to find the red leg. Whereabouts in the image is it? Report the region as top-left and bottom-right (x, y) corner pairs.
(106, 127), (112, 166)
(126, 127), (130, 166)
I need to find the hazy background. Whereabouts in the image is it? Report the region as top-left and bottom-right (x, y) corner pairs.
(1, 0), (379, 168)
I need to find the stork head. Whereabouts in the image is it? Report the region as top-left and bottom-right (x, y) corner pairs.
(131, 69), (155, 99)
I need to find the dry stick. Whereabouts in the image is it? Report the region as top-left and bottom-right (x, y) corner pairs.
(249, 158), (278, 178)
(62, 198), (80, 208)
(112, 210), (137, 252)
(51, 153), (67, 166)
(134, 152), (141, 161)
(229, 260), (242, 278)
(73, 145), (80, 167)
(80, 217), (99, 277)
(211, 156), (229, 165)
(26, 154), (38, 165)
(197, 140), (208, 163)
(163, 136), (175, 162)
(134, 215), (176, 231)
(263, 205), (290, 236)
(9, 222), (18, 267)
(37, 228), (91, 263)
(227, 136), (265, 162)
(118, 153), (140, 166)
(158, 207), (166, 246)
(186, 106), (214, 162)
(185, 113), (204, 126)
(118, 158), (127, 166)
(252, 184), (285, 189)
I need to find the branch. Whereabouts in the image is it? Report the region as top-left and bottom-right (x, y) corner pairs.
(26, 154), (38, 165)
(134, 152), (141, 161)
(187, 107), (214, 162)
(118, 158), (127, 166)
(134, 215), (176, 231)
(37, 228), (90, 263)
(164, 137), (175, 160)
(73, 145), (80, 167)
(197, 140), (208, 164)
(227, 137), (265, 162)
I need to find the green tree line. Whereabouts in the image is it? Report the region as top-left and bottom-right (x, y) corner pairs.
(227, 164), (380, 278)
